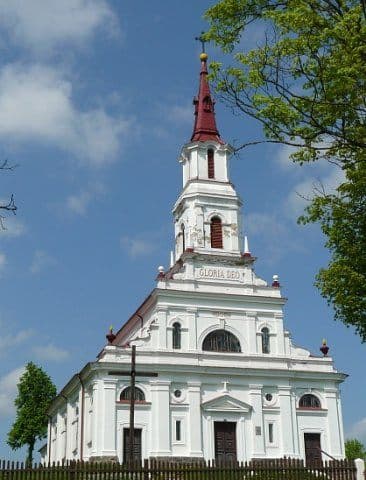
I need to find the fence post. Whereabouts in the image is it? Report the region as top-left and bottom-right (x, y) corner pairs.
(354, 458), (365, 480)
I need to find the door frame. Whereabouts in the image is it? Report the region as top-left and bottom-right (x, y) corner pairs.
(214, 421), (237, 463)
(300, 428), (325, 466)
(203, 413), (247, 463)
(117, 422), (147, 463)
(122, 427), (142, 464)
(303, 432), (322, 467)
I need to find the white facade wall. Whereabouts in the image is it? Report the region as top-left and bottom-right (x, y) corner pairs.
(48, 364), (345, 463)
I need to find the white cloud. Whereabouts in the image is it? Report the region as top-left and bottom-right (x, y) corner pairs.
(275, 145), (299, 172)
(285, 178), (319, 218)
(30, 250), (57, 274)
(0, 215), (26, 238)
(168, 104), (192, 124)
(120, 236), (156, 258)
(285, 166), (346, 218)
(245, 211), (308, 265)
(275, 143), (336, 174)
(0, 0), (119, 56)
(67, 191), (92, 216)
(246, 212), (288, 238)
(346, 417), (366, 444)
(66, 182), (106, 215)
(0, 328), (33, 355)
(0, 63), (133, 166)
(244, 149), (347, 266)
(235, 20), (268, 52)
(33, 344), (70, 362)
(0, 366), (25, 417)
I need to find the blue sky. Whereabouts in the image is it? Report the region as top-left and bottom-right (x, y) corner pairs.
(0, 0), (364, 461)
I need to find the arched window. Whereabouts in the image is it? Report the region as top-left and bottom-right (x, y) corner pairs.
(210, 216), (223, 249)
(120, 386), (145, 402)
(261, 327), (270, 354)
(299, 394), (321, 409)
(181, 224), (185, 252)
(202, 329), (241, 353)
(208, 149), (215, 179)
(172, 322), (181, 349)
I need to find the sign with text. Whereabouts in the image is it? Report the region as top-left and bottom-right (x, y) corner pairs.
(196, 266), (244, 283)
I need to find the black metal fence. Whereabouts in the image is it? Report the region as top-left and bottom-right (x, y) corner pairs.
(0, 458), (357, 480)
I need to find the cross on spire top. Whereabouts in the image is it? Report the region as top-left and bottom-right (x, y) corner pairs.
(195, 31), (207, 54)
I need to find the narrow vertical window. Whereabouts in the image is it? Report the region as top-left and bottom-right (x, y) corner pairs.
(181, 224), (185, 253)
(172, 322), (181, 349)
(208, 149), (215, 179)
(210, 217), (223, 248)
(268, 423), (274, 444)
(261, 327), (270, 354)
(175, 420), (181, 441)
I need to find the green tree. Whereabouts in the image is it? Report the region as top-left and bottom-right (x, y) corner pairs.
(7, 362), (57, 465)
(345, 439), (366, 460)
(205, 0), (366, 340)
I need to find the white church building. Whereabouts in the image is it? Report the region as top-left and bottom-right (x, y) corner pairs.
(45, 52), (346, 466)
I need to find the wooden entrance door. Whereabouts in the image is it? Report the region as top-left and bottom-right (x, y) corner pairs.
(123, 428), (142, 463)
(214, 422), (237, 463)
(304, 433), (322, 467)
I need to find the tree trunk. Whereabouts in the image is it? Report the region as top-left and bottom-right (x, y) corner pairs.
(26, 440), (35, 466)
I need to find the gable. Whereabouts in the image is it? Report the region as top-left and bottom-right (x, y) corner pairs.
(201, 393), (252, 413)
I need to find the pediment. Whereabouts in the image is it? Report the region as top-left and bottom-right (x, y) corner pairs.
(201, 394), (252, 413)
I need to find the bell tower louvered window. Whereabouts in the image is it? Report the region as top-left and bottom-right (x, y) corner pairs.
(210, 216), (223, 249)
(207, 149), (215, 179)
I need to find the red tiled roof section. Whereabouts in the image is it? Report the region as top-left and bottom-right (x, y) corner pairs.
(191, 54), (224, 144)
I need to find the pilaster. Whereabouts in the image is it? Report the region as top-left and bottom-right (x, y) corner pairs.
(150, 380), (171, 456)
(187, 308), (198, 350)
(157, 307), (168, 349)
(278, 386), (296, 456)
(65, 402), (73, 459)
(89, 380), (99, 457)
(249, 384), (265, 457)
(101, 378), (117, 457)
(290, 390), (300, 456)
(324, 387), (343, 456)
(246, 312), (257, 354)
(187, 381), (203, 457)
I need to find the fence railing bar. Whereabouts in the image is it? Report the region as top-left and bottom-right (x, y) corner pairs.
(0, 457), (360, 480)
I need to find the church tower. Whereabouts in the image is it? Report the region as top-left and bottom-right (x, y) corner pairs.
(166, 51), (269, 293)
(174, 52), (242, 259)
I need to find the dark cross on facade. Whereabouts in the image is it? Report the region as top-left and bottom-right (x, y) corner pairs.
(195, 31), (207, 53)
(108, 345), (158, 465)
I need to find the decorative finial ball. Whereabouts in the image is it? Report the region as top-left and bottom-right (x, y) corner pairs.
(273, 274), (279, 282)
(200, 52), (208, 61)
(158, 265), (165, 273)
(320, 339), (329, 356)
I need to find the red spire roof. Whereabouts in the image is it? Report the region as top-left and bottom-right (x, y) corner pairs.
(191, 53), (224, 144)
